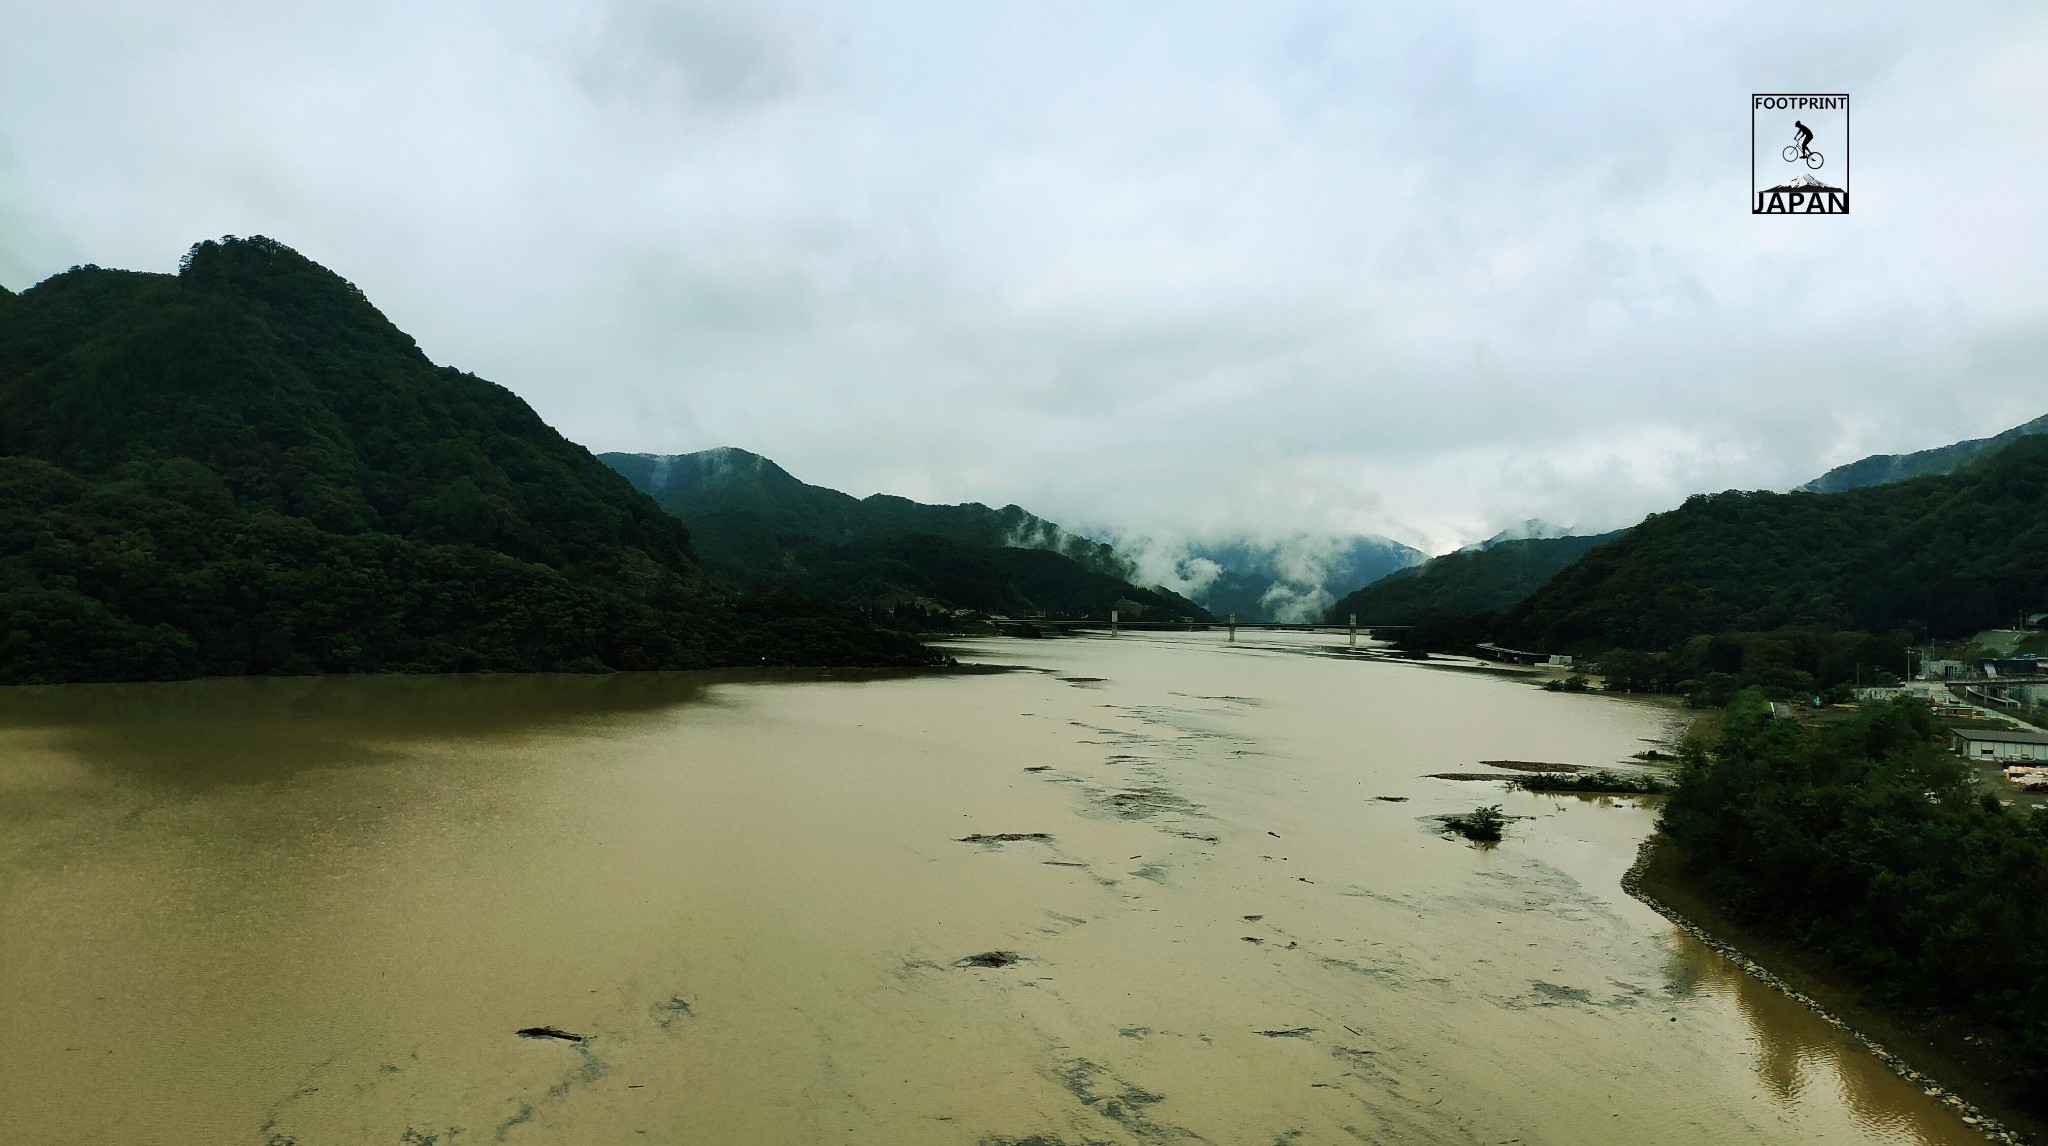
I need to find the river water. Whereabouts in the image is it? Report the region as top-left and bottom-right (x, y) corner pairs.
(0, 632), (1985, 1145)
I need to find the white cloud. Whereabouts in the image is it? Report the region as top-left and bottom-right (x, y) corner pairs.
(5, 1), (2045, 550)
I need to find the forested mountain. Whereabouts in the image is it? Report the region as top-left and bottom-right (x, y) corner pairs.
(0, 237), (932, 684)
(1496, 436), (2048, 654)
(600, 448), (1209, 623)
(1322, 531), (1623, 626)
(1179, 535), (1422, 622)
(1801, 412), (2048, 493)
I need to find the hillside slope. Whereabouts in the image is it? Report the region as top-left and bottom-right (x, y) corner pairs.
(601, 448), (1209, 622)
(1322, 531), (1625, 625)
(1802, 413), (2048, 493)
(1496, 437), (2048, 653)
(0, 237), (931, 683)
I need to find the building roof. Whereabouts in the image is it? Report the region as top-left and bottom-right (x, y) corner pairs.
(1951, 727), (2048, 745)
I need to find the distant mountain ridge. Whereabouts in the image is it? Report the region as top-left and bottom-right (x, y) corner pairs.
(1801, 413), (2048, 493)
(601, 448), (1209, 623)
(1463, 519), (1572, 552)
(607, 447), (1131, 577)
(1174, 535), (1424, 623)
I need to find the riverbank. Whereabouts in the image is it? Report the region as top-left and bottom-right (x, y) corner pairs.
(1626, 835), (2042, 1146)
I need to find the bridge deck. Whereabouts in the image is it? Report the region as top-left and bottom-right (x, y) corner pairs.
(985, 619), (1407, 630)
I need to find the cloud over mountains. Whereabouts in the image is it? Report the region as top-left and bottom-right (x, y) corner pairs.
(5, 3), (2047, 550)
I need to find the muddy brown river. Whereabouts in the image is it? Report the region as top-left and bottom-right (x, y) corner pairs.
(0, 633), (1987, 1144)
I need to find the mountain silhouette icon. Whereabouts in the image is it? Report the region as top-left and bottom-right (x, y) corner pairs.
(1767, 172), (1839, 193)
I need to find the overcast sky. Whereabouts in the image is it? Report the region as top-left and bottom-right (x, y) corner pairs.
(5, 1), (2045, 552)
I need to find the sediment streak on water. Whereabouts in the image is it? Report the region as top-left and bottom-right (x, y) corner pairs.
(0, 633), (1985, 1144)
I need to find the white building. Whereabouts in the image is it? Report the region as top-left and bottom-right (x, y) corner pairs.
(1950, 727), (2048, 763)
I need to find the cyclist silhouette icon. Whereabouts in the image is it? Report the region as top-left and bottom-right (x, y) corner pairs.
(1781, 121), (1824, 170)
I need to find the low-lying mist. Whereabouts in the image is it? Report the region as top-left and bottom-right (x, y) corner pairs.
(1104, 531), (1426, 623)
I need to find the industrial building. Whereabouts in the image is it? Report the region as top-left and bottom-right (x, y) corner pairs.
(1950, 727), (2048, 763)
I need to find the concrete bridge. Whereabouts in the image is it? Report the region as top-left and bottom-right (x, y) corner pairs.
(988, 613), (1407, 645)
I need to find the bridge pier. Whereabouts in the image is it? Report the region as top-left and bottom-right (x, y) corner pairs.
(1228, 613), (1236, 642)
(1349, 614), (1357, 648)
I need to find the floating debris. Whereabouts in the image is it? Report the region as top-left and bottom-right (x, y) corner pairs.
(516, 1027), (587, 1043)
(1373, 796), (1410, 803)
(958, 950), (1022, 969)
(1255, 1027), (1315, 1039)
(957, 832), (1053, 844)
(1478, 760), (1586, 773)
(1099, 785), (1198, 820)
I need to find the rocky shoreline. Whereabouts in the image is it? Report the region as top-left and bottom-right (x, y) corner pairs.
(1621, 835), (2029, 1146)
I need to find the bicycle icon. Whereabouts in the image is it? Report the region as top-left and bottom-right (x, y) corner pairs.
(1781, 144), (1823, 170)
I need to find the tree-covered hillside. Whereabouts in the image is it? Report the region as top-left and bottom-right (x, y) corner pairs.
(606, 447), (1132, 576)
(1496, 436), (2048, 654)
(1322, 531), (1623, 626)
(601, 448), (1210, 623)
(1802, 413), (2048, 493)
(0, 237), (933, 683)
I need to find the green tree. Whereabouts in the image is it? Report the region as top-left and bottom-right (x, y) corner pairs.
(1661, 693), (2048, 1103)
(0, 237), (936, 682)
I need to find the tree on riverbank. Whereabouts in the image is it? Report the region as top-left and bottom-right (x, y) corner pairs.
(1592, 625), (1911, 704)
(1659, 692), (2048, 1105)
